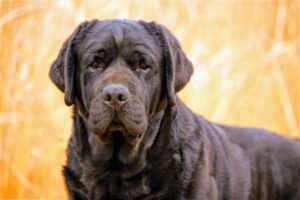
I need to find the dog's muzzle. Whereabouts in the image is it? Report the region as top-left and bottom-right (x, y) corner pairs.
(88, 84), (146, 146)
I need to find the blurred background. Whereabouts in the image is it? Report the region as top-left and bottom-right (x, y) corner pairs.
(0, 0), (299, 199)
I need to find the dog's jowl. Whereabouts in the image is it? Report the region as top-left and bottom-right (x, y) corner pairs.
(49, 19), (300, 200)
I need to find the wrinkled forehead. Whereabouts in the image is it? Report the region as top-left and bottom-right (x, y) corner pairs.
(77, 20), (161, 60)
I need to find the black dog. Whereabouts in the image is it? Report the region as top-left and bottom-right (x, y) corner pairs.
(49, 19), (300, 200)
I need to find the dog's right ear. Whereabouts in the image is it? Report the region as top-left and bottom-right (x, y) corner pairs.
(49, 20), (97, 106)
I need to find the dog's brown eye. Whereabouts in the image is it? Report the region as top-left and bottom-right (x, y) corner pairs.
(138, 62), (149, 70)
(90, 60), (101, 69)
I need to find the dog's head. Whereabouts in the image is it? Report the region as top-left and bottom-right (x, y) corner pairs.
(49, 19), (193, 164)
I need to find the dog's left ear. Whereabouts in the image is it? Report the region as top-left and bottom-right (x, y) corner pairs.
(140, 21), (194, 107)
(49, 20), (97, 106)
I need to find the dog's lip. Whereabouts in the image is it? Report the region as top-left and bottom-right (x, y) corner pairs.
(96, 122), (141, 146)
(107, 121), (127, 132)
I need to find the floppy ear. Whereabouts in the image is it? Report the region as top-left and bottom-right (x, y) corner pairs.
(49, 20), (97, 106)
(140, 21), (194, 107)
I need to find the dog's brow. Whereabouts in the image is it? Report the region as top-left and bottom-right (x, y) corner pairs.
(134, 42), (159, 58)
(111, 27), (125, 46)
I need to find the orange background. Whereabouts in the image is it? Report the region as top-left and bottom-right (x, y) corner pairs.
(0, 0), (299, 199)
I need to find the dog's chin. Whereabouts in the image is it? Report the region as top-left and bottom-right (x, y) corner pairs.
(90, 126), (144, 169)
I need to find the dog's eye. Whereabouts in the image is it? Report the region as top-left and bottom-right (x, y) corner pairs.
(89, 50), (107, 69)
(89, 60), (102, 69)
(138, 61), (149, 70)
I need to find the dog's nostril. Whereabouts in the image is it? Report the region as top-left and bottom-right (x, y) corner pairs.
(103, 93), (112, 102)
(118, 94), (128, 102)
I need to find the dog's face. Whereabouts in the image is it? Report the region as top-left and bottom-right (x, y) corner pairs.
(77, 21), (163, 146)
(49, 19), (193, 168)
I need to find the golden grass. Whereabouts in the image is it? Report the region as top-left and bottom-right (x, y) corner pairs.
(0, 0), (299, 199)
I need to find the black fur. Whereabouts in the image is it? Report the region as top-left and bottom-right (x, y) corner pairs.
(49, 19), (300, 200)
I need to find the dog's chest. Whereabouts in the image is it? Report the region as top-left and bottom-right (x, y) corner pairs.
(80, 168), (176, 200)
(83, 171), (152, 200)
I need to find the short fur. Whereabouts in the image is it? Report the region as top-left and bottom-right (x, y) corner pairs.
(49, 19), (300, 200)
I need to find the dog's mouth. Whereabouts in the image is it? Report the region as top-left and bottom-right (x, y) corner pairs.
(95, 121), (141, 146)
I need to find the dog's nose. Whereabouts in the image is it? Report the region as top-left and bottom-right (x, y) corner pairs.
(102, 84), (129, 106)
